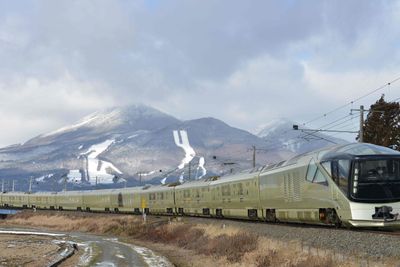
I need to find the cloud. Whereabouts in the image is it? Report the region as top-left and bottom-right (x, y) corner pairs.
(0, 73), (113, 146)
(0, 0), (400, 146)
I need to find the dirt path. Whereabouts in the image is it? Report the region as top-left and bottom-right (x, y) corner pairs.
(0, 227), (172, 267)
(2, 211), (400, 267)
(0, 234), (66, 266)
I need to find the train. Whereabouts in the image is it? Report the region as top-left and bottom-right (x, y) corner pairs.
(1, 142), (400, 228)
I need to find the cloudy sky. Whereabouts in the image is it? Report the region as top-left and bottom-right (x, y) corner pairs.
(0, 0), (399, 147)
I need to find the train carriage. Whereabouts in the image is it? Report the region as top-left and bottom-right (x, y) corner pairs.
(0, 192), (25, 208)
(175, 179), (212, 216)
(259, 149), (341, 225)
(55, 191), (84, 210)
(316, 143), (400, 227)
(28, 192), (56, 209)
(82, 189), (112, 212)
(139, 185), (175, 215)
(209, 172), (260, 219)
(0, 143), (399, 229)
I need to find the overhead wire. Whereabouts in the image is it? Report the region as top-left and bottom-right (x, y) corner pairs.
(302, 75), (400, 126)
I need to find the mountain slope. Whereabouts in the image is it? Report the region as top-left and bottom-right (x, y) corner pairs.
(257, 118), (349, 154)
(0, 106), (293, 191)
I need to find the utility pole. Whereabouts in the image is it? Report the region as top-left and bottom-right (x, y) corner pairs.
(29, 176), (33, 193)
(351, 105), (369, 143)
(350, 105), (386, 143)
(188, 161), (191, 180)
(359, 105), (364, 143)
(12, 180), (15, 192)
(64, 176), (67, 192)
(252, 145), (256, 168)
(139, 172), (142, 185)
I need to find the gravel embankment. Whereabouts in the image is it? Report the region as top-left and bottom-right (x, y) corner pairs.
(186, 217), (400, 260)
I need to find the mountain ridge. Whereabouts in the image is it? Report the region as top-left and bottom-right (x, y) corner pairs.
(0, 104), (347, 191)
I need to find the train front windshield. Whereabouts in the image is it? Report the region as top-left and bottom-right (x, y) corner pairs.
(351, 158), (400, 203)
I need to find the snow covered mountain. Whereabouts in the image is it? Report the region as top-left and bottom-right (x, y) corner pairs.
(0, 105), (291, 191)
(0, 107), (347, 192)
(256, 118), (349, 154)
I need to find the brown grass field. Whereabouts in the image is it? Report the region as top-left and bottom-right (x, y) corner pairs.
(0, 211), (395, 267)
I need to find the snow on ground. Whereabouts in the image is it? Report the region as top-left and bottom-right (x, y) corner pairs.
(0, 230), (65, 237)
(173, 130), (196, 169)
(80, 140), (123, 185)
(41, 114), (99, 138)
(81, 139), (115, 158)
(255, 118), (291, 137)
(35, 173), (54, 182)
(179, 172), (184, 183)
(67, 169), (82, 183)
(196, 157), (207, 179)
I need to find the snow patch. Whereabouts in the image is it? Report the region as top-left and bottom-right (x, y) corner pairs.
(256, 118), (292, 137)
(81, 139), (115, 158)
(196, 157), (207, 179)
(80, 140), (123, 185)
(41, 115), (99, 138)
(35, 173), (54, 182)
(173, 130), (195, 169)
(0, 230), (64, 237)
(179, 172), (184, 183)
(132, 245), (172, 267)
(67, 169), (82, 183)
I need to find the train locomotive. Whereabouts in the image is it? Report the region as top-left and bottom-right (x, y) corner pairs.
(1, 143), (400, 228)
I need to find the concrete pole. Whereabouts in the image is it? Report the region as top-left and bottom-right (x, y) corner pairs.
(29, 176), (32, 193)
(252, 145), (256, 168)
(188, 161), (191, 180)
(359, 105), (364, 143)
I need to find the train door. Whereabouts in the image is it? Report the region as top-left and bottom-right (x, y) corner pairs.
(118, 193), (123, 207)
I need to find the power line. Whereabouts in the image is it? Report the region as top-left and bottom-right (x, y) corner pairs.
(302, 75), (400, 126)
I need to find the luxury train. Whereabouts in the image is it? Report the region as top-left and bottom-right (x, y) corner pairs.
(1, 143), (399, 228)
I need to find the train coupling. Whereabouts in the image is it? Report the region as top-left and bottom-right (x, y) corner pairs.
(372, 206), (399, 222)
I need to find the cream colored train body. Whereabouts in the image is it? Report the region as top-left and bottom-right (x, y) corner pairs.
(1, 143), (400, 228)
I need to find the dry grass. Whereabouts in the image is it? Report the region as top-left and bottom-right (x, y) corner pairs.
(0, 211), (392, 267)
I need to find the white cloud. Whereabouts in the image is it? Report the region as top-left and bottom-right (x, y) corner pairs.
(0, 73), (114, 146)
(0, 1), (400, 146)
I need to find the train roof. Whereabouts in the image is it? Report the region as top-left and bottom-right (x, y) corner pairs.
(175, 179), (211, 189)
(318, 143), (400, 161)
(259, 143), (400, 174)
(209, 171), (258, 185)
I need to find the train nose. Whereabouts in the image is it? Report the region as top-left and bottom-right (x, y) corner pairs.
(372, 206), (399, 221)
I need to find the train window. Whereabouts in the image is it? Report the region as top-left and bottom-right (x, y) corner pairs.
(184, 190), (190, 198)
(313, 169), (328, 186)
(306, 159), (317, 182)
(222, 185), (231, 196)
(321, 162), (332, 176)
(337, 160), (350, 193)
(238, 183), (244, 195)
